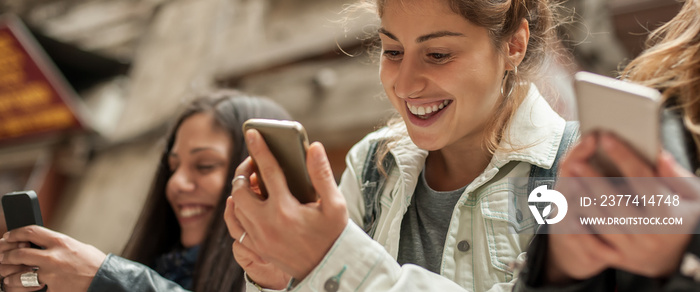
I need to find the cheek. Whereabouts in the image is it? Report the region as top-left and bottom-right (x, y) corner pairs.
(205, 172), (228, 202)
(479, 76), (504, 112)
(379, 61), (396, 88)
(165, 179), (176, 202)
(453, 67), (502, 106)
(379, 64), (404, 108)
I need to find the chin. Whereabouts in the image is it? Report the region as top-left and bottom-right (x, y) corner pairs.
(181, 235), (204, 248)
(407, 131), (444, 151)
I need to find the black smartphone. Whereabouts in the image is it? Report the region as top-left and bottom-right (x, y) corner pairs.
(3, 190), (43, 248)
(242, 119), (317, 203)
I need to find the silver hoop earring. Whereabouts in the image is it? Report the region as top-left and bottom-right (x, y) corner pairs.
(500, 67), (517, 98)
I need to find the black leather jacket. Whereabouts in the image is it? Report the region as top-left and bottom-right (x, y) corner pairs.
(87, 254), (190, 292)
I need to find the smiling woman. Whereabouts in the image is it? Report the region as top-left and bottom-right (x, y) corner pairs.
(225, 0), (573, 291)
(0, 90), (292, 292)
(165, 113), (233, 248)
(119, 91), (292, 292)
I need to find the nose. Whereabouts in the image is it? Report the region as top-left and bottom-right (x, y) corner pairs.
(168, 167), (195, 195)
(393, 56), (427, 99)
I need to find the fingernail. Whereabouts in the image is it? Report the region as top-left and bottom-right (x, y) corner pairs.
(600, 133), (614, 150)
(0, 253), (4, 262)
(661, 151), (675, 163)
(312, 142), (326, 159)
(2, 232), (8, 240)
(245, 130), (257, 146)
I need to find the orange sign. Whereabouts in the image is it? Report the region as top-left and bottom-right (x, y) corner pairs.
(0, 15), (85, 142)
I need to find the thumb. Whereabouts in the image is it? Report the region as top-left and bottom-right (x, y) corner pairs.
(657, 151), (700, 202)
(658, 151), (693, 178)
(306, 142), (345, 210)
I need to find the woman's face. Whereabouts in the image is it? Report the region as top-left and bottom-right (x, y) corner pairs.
(166, 113), (232, 248)
(379, 0), (505, 151)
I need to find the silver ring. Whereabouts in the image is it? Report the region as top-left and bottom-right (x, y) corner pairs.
(20, 271), (41, 288)
(232, 175), (248, 185)
(239, 231), (247, 244)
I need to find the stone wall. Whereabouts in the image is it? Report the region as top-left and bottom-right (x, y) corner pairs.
(1, 0), (390, 253)
(0, 0), (675, 253)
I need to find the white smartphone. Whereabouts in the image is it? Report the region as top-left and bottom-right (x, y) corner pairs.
(574, 71), (662, 176)
(242, 119), (317, 203)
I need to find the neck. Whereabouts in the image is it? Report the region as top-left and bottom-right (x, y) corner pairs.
(424, 136), (493, 192)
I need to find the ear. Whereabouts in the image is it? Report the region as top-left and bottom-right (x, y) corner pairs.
(505, 19), (530, 70)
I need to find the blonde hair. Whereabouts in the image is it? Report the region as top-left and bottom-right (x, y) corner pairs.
(621, 0), (700, 156)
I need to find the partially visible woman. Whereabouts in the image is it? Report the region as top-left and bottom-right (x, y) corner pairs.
(0, 90), (292, 292)
(515, 0), (700, 290)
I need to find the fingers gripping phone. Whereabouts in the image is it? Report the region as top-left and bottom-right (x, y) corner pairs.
(243, 119), (317, 203)
(574, 71), (662, 176)
(3, 190), (43, 248)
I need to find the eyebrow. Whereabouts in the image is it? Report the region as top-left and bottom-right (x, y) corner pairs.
(378, 28), (465, 43)
(168, 147), (224, 158)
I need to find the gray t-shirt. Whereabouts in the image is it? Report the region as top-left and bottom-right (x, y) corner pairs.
(397, 170), (466, 273)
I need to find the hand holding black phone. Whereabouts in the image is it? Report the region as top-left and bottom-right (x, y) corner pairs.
(2, 190), (47, 291)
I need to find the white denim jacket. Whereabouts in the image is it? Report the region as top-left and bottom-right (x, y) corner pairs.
(247, 86), (566, 292)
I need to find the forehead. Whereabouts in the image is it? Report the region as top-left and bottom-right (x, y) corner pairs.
(382, 0), (454, 16)
(381, 0), (490, 45)
(380, 0), (475, 36)
(171, 113), (232, 152)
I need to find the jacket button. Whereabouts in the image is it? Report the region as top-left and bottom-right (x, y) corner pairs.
(457, 240), (470, 252)
(516, 209), (523, 222)
(324, 277), (339, 292)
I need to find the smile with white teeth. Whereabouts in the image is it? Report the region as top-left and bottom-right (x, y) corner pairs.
(179, 206), (207, 218)
(408, 100), (450, 119)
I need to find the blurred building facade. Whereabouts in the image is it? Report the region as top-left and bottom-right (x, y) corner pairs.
(0, 0), (683, 253)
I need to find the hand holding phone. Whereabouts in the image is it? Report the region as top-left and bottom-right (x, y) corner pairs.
(2, 190), (48, 291)
(574, 71), (662, 176)
(243, 119), (317, 203)
(3, 190), (43, 248)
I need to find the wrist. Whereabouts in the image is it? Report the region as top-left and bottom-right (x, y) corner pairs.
(545, 264), (575, 285)
(544, 243), (576, 285)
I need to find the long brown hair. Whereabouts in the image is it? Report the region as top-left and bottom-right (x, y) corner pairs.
(351, 0), (564, 173)
(621, 0), (700, 155)
(121, 90), (291, 291)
